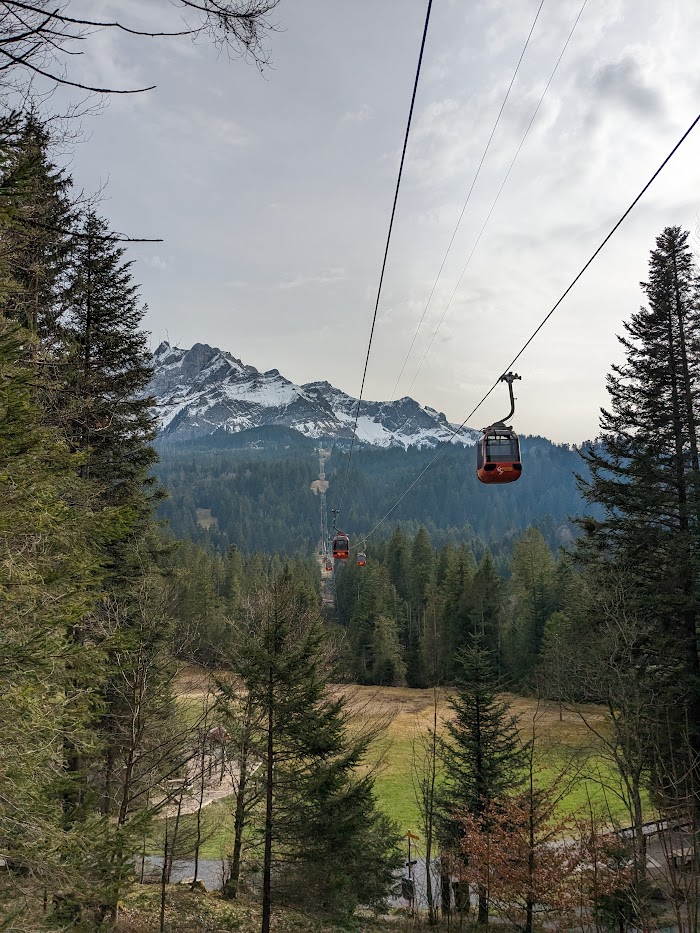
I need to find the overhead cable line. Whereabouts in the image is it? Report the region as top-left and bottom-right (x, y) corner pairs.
(361, 108), (700, 543)
(405, 0), (588, 396)
(336, 0), (434, 517)
(390, 0), (545, 402)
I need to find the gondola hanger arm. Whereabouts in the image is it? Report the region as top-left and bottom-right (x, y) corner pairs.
(489, 372), (520, 427)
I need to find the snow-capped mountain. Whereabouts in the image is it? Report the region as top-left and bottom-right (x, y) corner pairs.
(149, 341), (479, 449)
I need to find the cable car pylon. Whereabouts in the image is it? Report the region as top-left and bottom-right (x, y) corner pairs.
(476, 372), (522, 485)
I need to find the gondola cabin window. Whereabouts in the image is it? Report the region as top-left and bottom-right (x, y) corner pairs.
(332, 534), (350, 560)
(485, 434), (520, 462)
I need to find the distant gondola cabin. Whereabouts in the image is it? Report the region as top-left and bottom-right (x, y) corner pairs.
(357, 552), (366, 567)
(332, 533), (350, 560)
(476, 427), (522, 484)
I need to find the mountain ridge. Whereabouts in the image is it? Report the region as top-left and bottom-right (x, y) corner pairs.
(149, 341), (480, 449)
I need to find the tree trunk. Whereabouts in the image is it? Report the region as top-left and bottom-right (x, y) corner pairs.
(167, 793), (184, 884)
(477, 885), (488, 925)
(192, 733), (207, 888)
(227, 755), (249, 899)
(261, 673), (274, 933)
(159, 818), (169, 933)
(440, 859), (451, 919)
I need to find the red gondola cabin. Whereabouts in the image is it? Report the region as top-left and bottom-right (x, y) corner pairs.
(357, 552), (366, 567)
(332, 533), (350, 560)
(325, 559), (333, 571)
(476, 427), (522, 484)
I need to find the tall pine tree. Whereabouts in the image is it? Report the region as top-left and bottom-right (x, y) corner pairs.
(438, 639), (525, 924)
(578, 225), (700, 801)
(61, 209), (159, 536)
(232, 571), (401, 929)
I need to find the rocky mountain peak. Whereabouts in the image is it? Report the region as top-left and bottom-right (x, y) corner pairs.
(148, 341), (479, 448)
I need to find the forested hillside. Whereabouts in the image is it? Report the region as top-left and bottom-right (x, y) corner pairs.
(155, 430), (595, 556)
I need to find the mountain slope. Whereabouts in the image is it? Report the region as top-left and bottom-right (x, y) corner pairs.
(149, 341), (480, 448)
(155, 438), (592, 560)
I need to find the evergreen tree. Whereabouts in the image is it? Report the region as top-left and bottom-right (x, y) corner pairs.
(438, 639), (525, 924)
(509, 527), (555, 679)
(577, 226), (700, 799)
(0, 114), (73, 342)
(440, 541), (477, 677)
(468, 548), (505, 664)
(231, 572), (401, 929)
(342, 562), (397, 683)
(61, 210), (159, 537)
(405, 527), (435, 687)
(421, 577), (446, 686)
(370, 615), (406, 686)
(411, 526), (435, 609)
(386, 525), (412, 601)
(0, 322), (115, 915)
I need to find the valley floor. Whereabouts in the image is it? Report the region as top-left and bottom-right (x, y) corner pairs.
(173, 669), (646, 864)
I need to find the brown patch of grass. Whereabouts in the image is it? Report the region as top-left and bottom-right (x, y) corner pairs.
(195, 507), (218, 530)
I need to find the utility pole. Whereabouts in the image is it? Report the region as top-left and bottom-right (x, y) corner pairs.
(402, 831), (420, 912)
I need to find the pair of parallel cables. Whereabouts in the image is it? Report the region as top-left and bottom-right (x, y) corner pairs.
(336, 0), (574, 518)
(336, 0), (700, 545)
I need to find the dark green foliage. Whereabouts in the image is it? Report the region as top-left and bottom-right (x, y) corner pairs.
(508, 527), (556, 680)
(439, 541), (477, 678)
(0, 122), (177, 925)
(468, 549), (505, 661)
(411, 526), (435, 608)
(155, 433), (595, 557)
(577, 226), (700, 800)
(438, 641), (525, 844)
(0, 114), (73, 341)
(61, 210), (160, 538)
(338, 560), (397, 683)
(230, 572), (401, 922)
(156, 448), (320, 555)
(0, 321), (118, 908)
(437, 640), (526, 925)
(370, 615), (406, 686)
(335, 524), (572, 687)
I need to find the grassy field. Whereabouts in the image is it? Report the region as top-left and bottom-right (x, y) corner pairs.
(166, 674), (647, 863)
(339, 686), (647, 838)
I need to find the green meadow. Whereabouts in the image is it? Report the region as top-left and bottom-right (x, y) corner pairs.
(347, 686), (649, 839)
(165, 677), (648, 863)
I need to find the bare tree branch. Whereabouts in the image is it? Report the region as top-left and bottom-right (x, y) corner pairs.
(0, 0), (282, 97)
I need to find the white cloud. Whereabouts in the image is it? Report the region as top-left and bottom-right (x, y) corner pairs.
(142, 255), (168, 270)
(279, 268), (347, 290)
(340, 104), (374, 127)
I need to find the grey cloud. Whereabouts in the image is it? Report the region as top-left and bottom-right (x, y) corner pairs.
(590, 56), (664, 118)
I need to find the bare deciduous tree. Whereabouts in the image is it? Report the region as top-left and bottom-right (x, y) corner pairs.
(0, 0), (281, 97)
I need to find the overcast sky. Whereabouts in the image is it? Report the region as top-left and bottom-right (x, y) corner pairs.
(58, 0), (700, 444)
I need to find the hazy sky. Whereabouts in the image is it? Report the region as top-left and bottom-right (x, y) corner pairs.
(58, 0), (700, 443)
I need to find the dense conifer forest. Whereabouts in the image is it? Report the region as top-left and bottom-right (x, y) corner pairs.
(155, 433), (594, 557)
